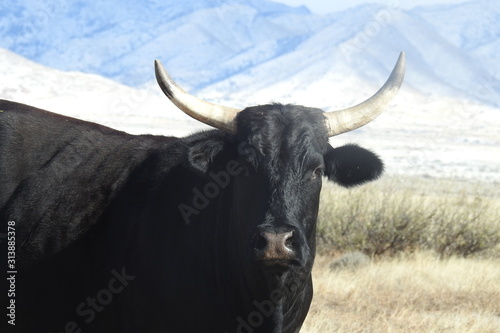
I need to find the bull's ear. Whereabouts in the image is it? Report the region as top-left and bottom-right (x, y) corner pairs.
(186, 133), (226, 174)
(324, 144), (383, 187)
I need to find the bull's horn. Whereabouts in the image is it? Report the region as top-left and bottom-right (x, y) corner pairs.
(155, 60), (240, 133)
(325, 51), (406, 136)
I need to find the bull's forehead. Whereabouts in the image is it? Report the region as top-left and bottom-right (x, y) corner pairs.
(235, 103), (329, 149)
(235, 104), (329, 174)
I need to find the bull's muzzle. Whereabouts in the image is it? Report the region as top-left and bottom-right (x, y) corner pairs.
(255, 230), (296, 264)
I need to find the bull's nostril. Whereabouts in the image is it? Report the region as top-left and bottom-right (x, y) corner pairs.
(283, 231), (294, 249)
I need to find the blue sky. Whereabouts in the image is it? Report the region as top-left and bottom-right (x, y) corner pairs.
(274, 0), (471, 14)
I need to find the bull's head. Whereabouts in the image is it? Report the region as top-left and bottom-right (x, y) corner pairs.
(155, 53), (405, 288)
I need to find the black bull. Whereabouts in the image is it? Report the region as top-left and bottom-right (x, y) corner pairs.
(0, 55), (403, 333)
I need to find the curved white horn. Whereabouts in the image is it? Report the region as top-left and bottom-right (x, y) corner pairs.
(155, 60), (240, 133)
(325, 51), (406, 136)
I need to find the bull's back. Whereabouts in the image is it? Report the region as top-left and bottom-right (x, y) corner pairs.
(0, 100), (142, 261)
(0, 100), (123, 205)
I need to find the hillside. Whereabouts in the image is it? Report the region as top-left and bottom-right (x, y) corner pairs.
(0, 0), (498, 106)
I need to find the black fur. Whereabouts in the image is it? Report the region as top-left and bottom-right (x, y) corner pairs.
(0, 100), (383, 333)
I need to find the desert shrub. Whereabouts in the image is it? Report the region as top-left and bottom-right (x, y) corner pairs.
(329, 251), (370, 271)
(424, 195), (500, 258)
(317, 177), (500, 258)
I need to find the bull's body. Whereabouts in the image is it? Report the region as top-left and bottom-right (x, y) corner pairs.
(0, 100), (380, 332)
(0, 53), (404, 333)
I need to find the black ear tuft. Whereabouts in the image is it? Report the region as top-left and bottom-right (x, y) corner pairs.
(187, 137), (224, 174)
(324, 144), (383, 187)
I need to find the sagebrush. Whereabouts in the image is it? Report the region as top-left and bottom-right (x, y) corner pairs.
(317, 176), (500, 258)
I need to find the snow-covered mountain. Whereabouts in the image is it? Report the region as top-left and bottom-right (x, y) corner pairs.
(0, 0), (320, 87)
(0, 48), (211, 137)
(0, 0), (499, 106)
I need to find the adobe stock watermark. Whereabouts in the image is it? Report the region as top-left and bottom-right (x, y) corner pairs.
(474, 72), (500, 106)
(5, 221), (17, 327)
(340, 1), (402, 60)
(178, 142), (257, 224)
(109, 85), (151, 115)
(14, 0), (67, 48)
(49, 267), (135, 333)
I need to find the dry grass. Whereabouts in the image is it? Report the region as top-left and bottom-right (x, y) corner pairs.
(304, 176), (500, 332)
(302, 252), (500, 333)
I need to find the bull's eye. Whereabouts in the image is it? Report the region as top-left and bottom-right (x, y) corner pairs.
(311, 166), (324, 180)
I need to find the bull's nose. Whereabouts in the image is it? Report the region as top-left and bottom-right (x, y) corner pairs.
(255, 230), (296, 262)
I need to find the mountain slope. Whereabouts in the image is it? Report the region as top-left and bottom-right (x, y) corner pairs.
(197, 1), (500, 107)
(0, 48), (209, 136)
(0, 0), (323, 87)
(0, 0), (498, 106)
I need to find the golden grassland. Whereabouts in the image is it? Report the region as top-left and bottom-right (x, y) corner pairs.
(302, 176), (500, 332)
(302, 253), (500, 333)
